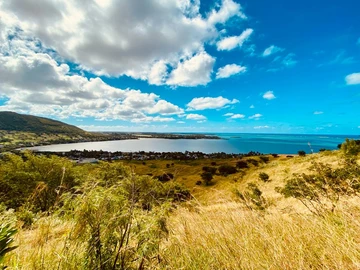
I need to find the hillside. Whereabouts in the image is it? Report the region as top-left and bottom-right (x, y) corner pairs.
(1, 143), (360, 269)
(0, 111), (86, 135)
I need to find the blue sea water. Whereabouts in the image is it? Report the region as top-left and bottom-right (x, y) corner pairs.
(25, 133), (359, 154)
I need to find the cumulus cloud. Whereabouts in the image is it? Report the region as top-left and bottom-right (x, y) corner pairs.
(216, 64), (247, 79)
(0, 0), (245, 86)
(262, 91), (276, 100)
(187, 96), (239, 110)
(216, 28), (253, 51)
(223, 113), (234, 116)
(345, 73), (360, 85)
(262, 45), (284, 57)
(0, 37), (184, 122)
(250, 105), (255, 109)
(230, 114), (245, 119)
(166, 52), (215, 87)
(208, 0), (247, 25)
(313, 111), (324, 115)
(186, 113), (207, 120)
(249, 113), (262, 119)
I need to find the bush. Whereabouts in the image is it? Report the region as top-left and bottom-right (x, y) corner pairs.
(298, 150), (306, 156)
(236, 160), (248, 169)
(259, 172), (270, 182)
(202, 166), (217, 175)
(195, 181), (202, 186)
(278, 160), (360, 216)
(211, 162), (217, 166)
(157, 173), (174, 182)
(341, 139), (360, 157)
(271, 153), (279, 158)
(259, 156), (270, 163)
(247, 158), (259, 166)
(201, 172), (213, 186)
(218, 165), (237, 176)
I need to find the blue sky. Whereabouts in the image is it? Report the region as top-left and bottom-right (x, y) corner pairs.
(0, 0), (359, 134)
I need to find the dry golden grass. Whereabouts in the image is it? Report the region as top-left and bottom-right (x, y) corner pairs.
(6, 151), (360, 269)
(161, 200), (360, 270)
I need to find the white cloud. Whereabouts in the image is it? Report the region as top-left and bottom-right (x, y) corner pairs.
(223, 113), (234, 116)
(262, 91), (276, 100)
(186, 113), (207, 120)
(187, 96), (239, 110)
(166, 52), (215, 87)
(0, 37), (185, 122)
(262, 45), (284, 57)
(250, 105), (255, 109)
(216, 64), (246, 79)
(177, 121), (185, 124)
(313, 111), (324, 115)
(208, 0), (247, 25)
(254, 125), (270, 129)
(230, 114), (245, 119)
(249, 113), (262, 119)
(282, 53), (297, 66)
(345, 73), (360, 85)
(216, 28), (253, 51)
(0, 0), (244, 85)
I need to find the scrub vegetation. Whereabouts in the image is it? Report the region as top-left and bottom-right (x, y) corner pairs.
(1, 139), (360, 269)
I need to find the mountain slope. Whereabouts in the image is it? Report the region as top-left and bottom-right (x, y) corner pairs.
(0, 111), (86, 135)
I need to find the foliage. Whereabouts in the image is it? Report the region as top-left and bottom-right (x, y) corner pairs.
(278, 159), (360, 216)
(298, 150), (306, 156)
(235, 183), (268, 211)
(202, 166), (217, 175)
(201, 172), (213, 186)
(0, 152), (79, 211)
(236, 160), (248, 169)
(259, 172), (270, 182)
(0, 223), (17, 268)
(247, 158), (259, 166)
(218, 165), (237, 176)
(341, 139), (360, 157)
(259, 156), (270, 163)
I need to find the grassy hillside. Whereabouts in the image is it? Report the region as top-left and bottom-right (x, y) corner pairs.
(0, 111), (86, 135)
(1, 143), (360, 269)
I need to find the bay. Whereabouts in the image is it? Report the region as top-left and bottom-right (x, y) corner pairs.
(24, 133), (359, 154)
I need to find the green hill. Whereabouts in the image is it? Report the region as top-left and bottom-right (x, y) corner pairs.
(0, 111), (86, 135)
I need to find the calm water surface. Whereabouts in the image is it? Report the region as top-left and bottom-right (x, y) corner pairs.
(25, 133), (359, 154)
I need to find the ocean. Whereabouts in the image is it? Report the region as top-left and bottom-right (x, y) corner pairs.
(24, 133), (359, 154)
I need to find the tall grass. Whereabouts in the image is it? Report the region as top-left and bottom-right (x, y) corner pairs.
(161, 201), (360, 269)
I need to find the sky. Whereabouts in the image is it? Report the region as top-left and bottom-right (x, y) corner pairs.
(0, 0), (359, 134)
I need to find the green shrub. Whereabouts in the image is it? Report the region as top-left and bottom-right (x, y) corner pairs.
(259, 172), (270, 182)
(259, 156), (270, 163)
(218, 165), (237, 176)
(247, 158), (259, 166)
(0, 223), (17, 268)
(278, 160), (360, 216)
(202, 166), (217, 174)
(341, 139), (360, 157)
(298, 150), (306, 156)
(236, 160), (248, 169)
(201, 172), (213, 186)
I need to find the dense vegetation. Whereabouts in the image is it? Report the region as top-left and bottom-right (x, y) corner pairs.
(0, 112), (86, 135)
(1, 139), (360, 269)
